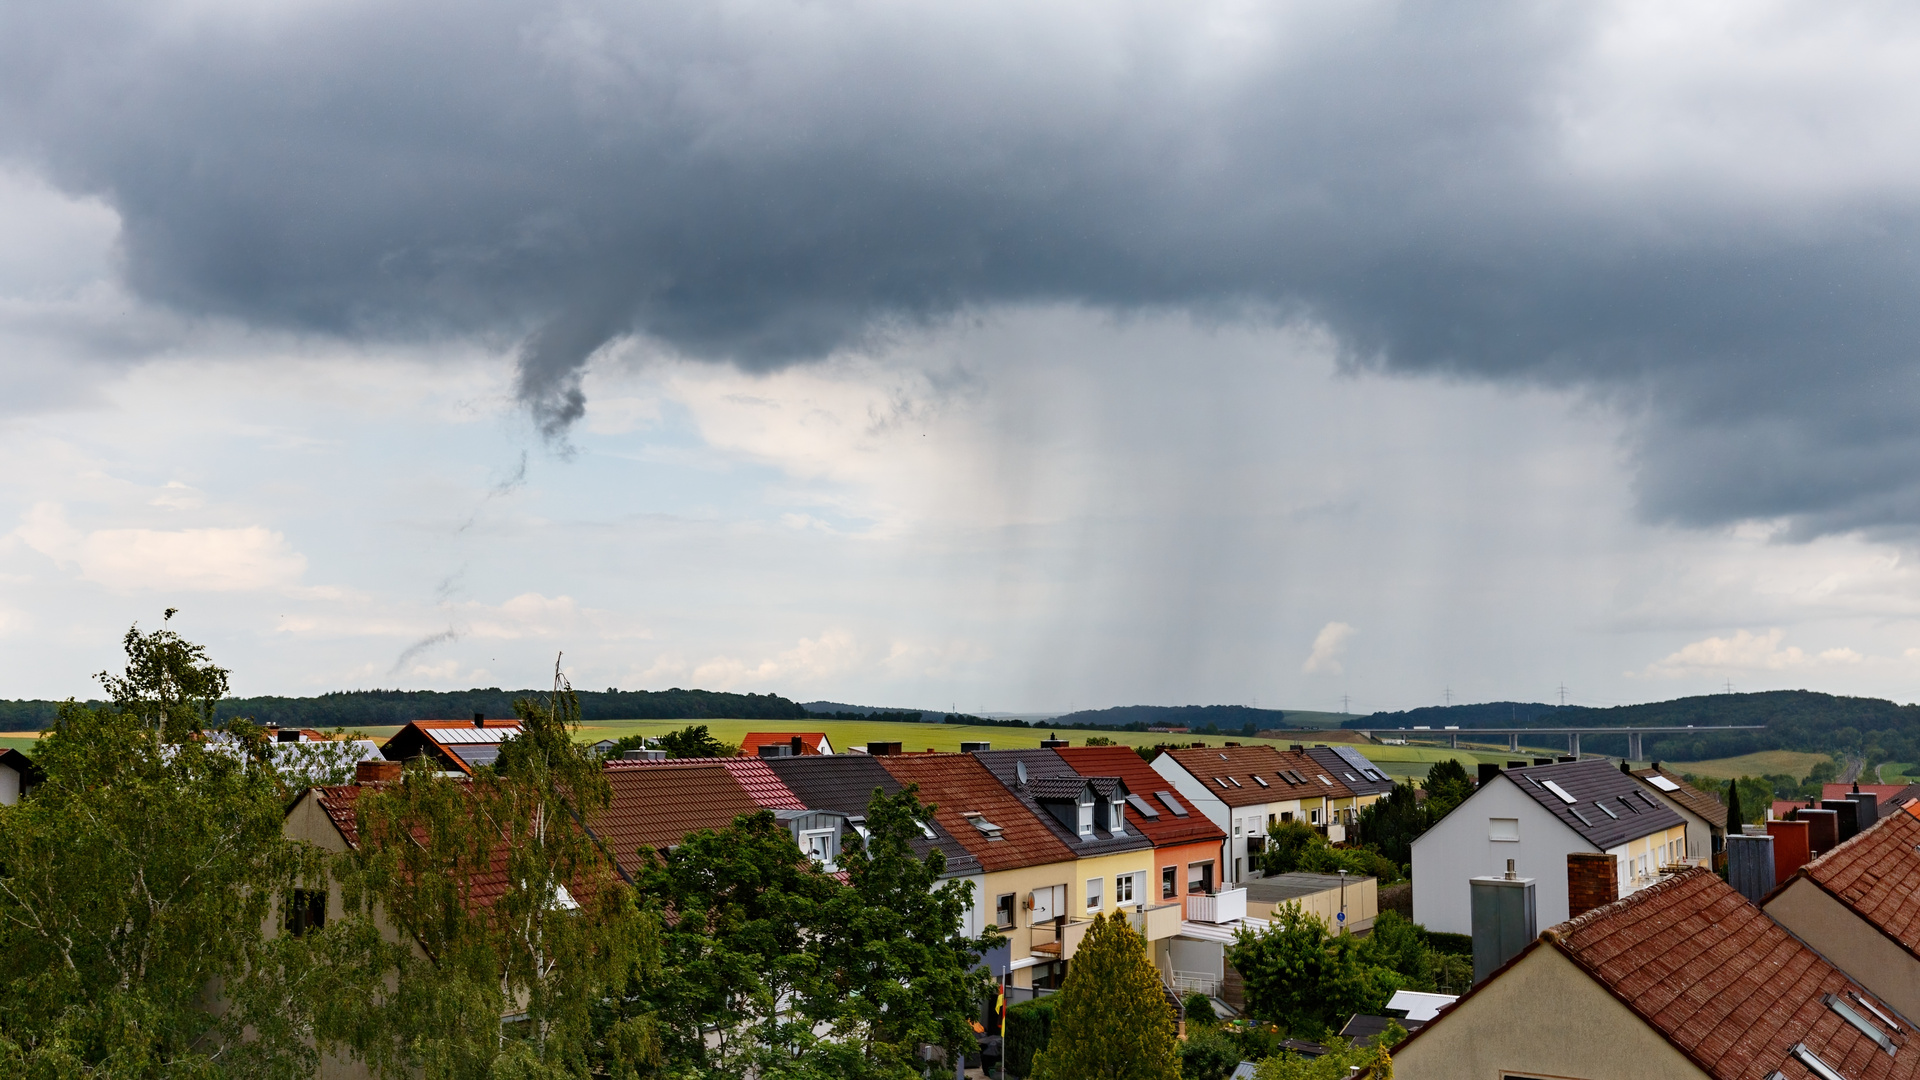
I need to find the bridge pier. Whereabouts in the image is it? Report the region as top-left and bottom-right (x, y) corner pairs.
(1627, 732), (1643, 762)
(1508, 733), (1519, 752)
(1568, 732), (1580, 758)
(1449, 732), (1458, 749)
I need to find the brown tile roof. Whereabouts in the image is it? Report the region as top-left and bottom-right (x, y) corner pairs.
(763, 755), (982, 877)
(1824, 783), (1912, 804)
(605, 756), (807, 811)
(1541, 867), (1919, 1080)
(1790, 806), (1920, 961)
(1162, 744), (1333, 807)
(1053, 746), (1226, 847)
(1631, 765), (1727, 827)
(973, 749), (1155, 856)
(876, 753), (1075, 873)
(591, 762), (766, 880)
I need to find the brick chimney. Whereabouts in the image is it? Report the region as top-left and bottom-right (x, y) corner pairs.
(1567, 852), (1618, 918)
(356, 759), (402, 784)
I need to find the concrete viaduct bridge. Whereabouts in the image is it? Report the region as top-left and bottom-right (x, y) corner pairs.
(1350, 725), (1768, 761)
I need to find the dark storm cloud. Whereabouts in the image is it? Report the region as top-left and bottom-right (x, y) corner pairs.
(5, 0), (1920, 532)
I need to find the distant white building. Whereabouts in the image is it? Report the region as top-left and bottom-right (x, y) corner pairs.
(0, 748), (42, 805)
(1411, 758), (1687, 936)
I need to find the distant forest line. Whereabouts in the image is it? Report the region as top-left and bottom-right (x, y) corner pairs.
(0, 687), (814, 732)
(1347, 689), (1917, 764)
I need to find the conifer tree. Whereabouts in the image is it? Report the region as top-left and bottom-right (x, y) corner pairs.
(1726, 778), (1744, 833)
(1029, 912), (1178, 1080)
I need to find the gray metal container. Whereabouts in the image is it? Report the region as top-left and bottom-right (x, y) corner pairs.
(1726, 833), (1775, 903)
(1470, 873), (1537, 984)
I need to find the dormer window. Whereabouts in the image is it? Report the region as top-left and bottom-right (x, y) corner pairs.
(1110, 799), (1126, 835)
(1078, 791), (1095, 836)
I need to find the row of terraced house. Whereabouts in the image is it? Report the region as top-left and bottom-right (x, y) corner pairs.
(291, 720), (1397, 1014)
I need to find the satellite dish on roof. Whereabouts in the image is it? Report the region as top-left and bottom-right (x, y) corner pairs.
(1016, 760), (1028, 785)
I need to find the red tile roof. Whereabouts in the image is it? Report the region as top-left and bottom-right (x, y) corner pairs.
(604, 756), (806, 811)
(1548, 868), (1917, 1080)
(1053, 746), (1226, 847)
(591, 762), (767, 879)
(876, 753), (1074, 873)
(740, 732), (830, 756)
(1162, 744), (1337, 807)
(1824, 783), (1912, 804)
(1788, 806), (1920, 961)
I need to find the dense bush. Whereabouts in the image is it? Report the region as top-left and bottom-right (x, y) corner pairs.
(1004, 997), (1057, 1076)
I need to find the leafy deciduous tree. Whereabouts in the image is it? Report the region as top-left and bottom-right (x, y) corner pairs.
(1228, 903), (1403, 1039)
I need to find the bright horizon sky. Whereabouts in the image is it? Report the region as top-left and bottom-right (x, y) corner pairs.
(6, 2), (1920, 713)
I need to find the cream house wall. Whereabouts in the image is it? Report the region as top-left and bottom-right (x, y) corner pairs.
(1393, 943), (1711, 1080)
(1610, 824), (1688, 894)
(1150, 755), (1326, 884)
(1765, 876), (1920, 1022)
(978, 859), (1080, 990)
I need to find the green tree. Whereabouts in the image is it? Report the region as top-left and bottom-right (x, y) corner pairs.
(1029, 913), (1178, 1080)
(0, 613), (333, 1077)
(329, 673), (652, 1079)
(1726, 778), (1744, 831)
(1252, 1031), (1399, 1080)
(1354, 911), (1431, 990)
(1355, 782), (1426, 867)
(1176, 1025), (1241, 1080)
(627, 809), (839, 1076)
(1421, 760), (1474, 817)
(658, 724), (734, 758)
(808, 785), (994, 1078)
(1228, 904), (1403, 1038)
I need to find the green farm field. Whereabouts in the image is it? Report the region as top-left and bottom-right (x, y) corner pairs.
(569, 718), (1379, 754)
(1662, 750), (1834, 782)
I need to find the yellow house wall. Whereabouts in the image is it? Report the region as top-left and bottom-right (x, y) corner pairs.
(1068, 847), (1158, 917)
(978, 859), (1080, 989)
(1392, 943), (1711, 1080)
(1611, 824), (1687, 895)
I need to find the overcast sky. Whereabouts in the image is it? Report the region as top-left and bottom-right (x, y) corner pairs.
(4, 0), (1920, 712)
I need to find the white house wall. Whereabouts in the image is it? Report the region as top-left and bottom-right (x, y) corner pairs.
(0, 763), (19, 806)
(1412, 777), (1590, 936)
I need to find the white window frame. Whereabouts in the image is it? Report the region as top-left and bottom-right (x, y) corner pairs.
(1077, 795), (1095, 836)
(1086, 877), (1103, 910)
(800, 828), (836, 869)
(1116, 873), (1136, 904)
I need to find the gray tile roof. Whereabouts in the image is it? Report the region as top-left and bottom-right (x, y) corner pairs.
(974, 749), (1154, 856)
(1504, 758), (1686, 850)
(763, 754), (982, 877)
(1304, 746), (1396, 797)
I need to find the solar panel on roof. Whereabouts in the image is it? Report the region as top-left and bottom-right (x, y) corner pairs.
(1156, 791), (1188, 816)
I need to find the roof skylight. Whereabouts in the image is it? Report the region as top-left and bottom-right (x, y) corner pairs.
(1791, 1042), (1849, 1080)
(1156, 791), (1189, 817)
(1542, 780), (1577, 804)
(1253, 776), (1270, 787)
(1826, 994), (1895, 1054)
(1595, 801), (1618, 819)
(1646, 775), (1680, 792)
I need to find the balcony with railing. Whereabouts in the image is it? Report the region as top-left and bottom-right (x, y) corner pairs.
(1126, 901), (1184, 941)
(1185, 887), (1247, 924)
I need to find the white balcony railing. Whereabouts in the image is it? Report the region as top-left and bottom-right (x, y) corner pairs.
(1169, 970), (1221, 997)
(1185, 888), (1247, 924)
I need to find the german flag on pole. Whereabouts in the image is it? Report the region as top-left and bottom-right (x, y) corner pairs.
(996, 978), (1006, 1037)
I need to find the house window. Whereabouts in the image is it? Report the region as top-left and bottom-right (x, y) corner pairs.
(801, 828), (836, 867)
(1162, 866), (1177, 899)
(286, 889), (326, 937)
(996, 892), (1017, 930)
(1233, 818), (1243, 836)
(1268, 813), (1276, 826)
(1111, 799), (1127, 835)
(1086, 877), (1103, 910)
(1489, 818), (1519, 842)
(1281, 811), (1293, 823)
(1310, 808), (1321, 824)
(1078, 793), (1095, 836)
(1116, 873), (1136, 904)
(1188, 861), (1214, 894)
